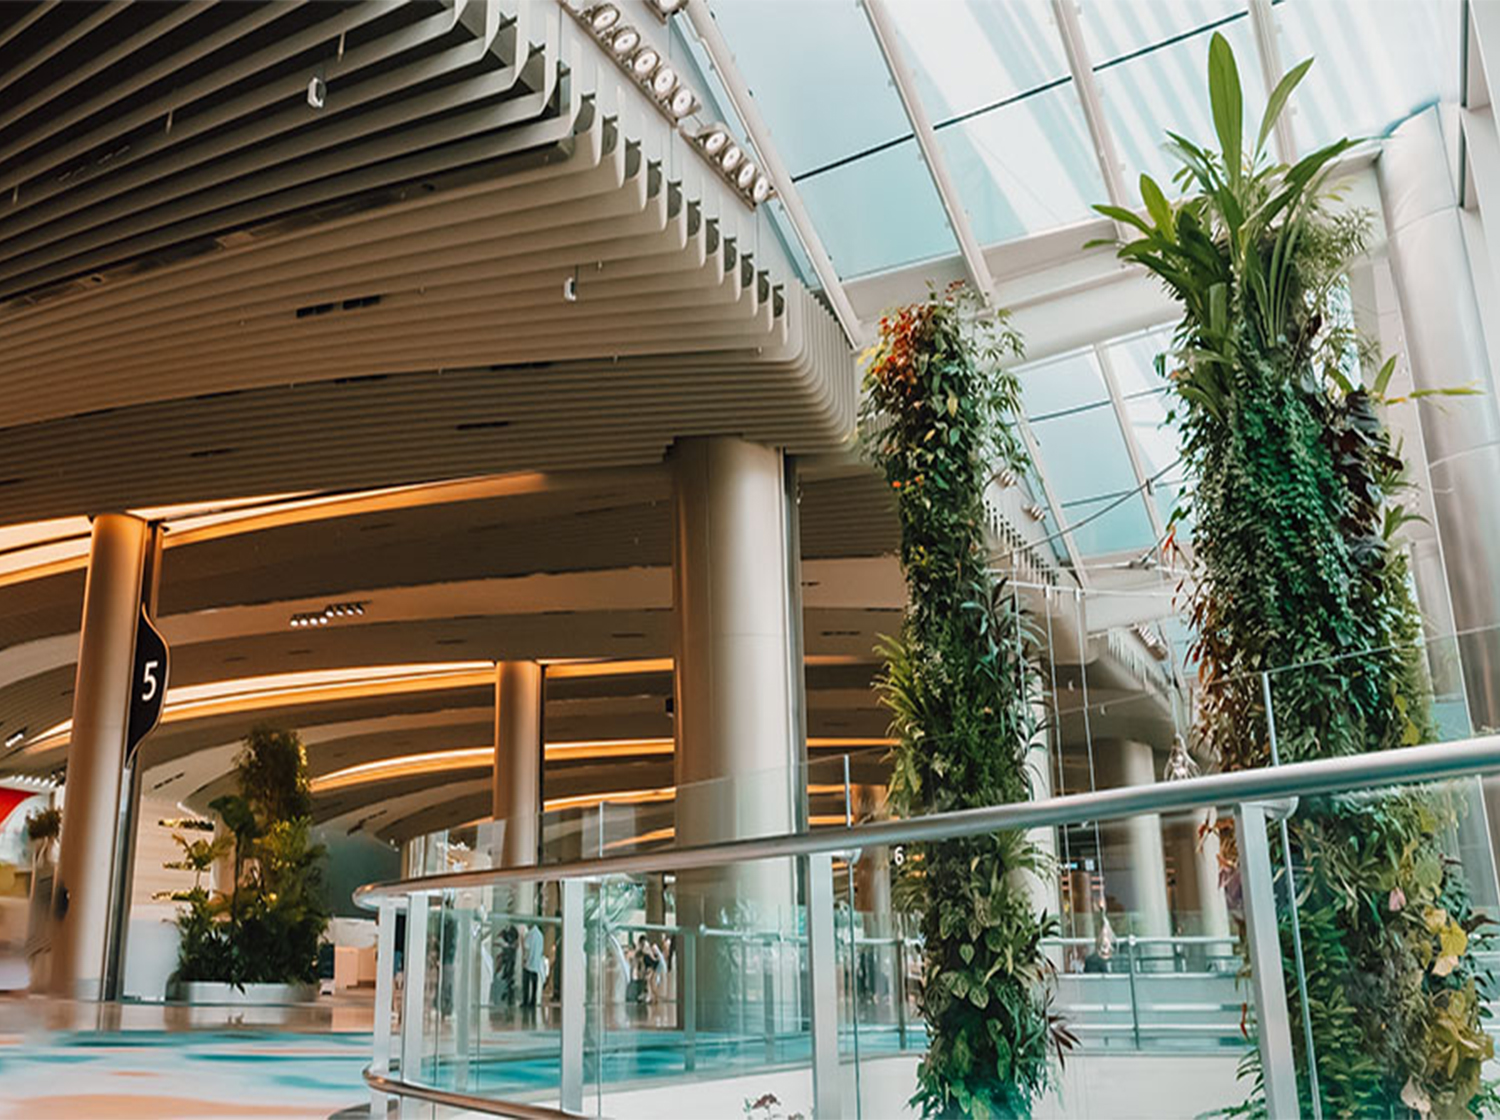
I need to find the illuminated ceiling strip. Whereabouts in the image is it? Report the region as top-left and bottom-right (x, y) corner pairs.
(544, 657), (672, 678)
(0, 466), (670, 589)
(602, 814), (851, 851)
(311, 738), (677, 792)
(310, 738), (893, 794)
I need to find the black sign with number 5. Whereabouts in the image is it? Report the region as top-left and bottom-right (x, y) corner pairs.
(126, 606), (168, 763)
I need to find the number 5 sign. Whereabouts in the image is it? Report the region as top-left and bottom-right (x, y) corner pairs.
(126, 606), (169, 763)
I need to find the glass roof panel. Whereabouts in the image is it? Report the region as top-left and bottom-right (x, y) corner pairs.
(795, 140), (959, 279)
(1104, 326), (1177, 398)
(705, 0), (909, 177)
(1020, 347), (1110, 419)
(1059, 492), (1158, 556)
(1088, 14), (1268, 205)
(1273, 0), (1462, 151)
(1080, 0), (1247, 64)
(1027, 403), (1138, 505)
(935, 84), (1105, 244)
(886, 0), (1068, 120)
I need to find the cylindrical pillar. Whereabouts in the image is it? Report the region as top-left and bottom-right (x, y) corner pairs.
(492, 660), (543, 869)
(670, 437), (800, 1029)
(1379, 108), (1500, 727)
(50, 513), (150, 999)
(671, 437), (798, 848)
(1094, 740), (1172, 948)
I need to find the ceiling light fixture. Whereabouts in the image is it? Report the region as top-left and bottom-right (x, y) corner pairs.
(693, 124), (776, 207)
(567, 4), (768, 208)
(4, 728), (25, 748)
(289, 601), (366, 628)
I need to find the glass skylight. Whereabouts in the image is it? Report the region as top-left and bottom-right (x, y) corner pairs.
(687, 0), (1463, 558)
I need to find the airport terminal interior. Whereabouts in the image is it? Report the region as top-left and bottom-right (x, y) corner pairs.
(1, 0), (1499, 1117)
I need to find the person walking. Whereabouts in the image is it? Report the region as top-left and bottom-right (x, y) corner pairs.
(521, 923), (547, 1010)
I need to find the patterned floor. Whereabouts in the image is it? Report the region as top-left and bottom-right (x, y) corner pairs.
(0, 1002), (373, 1120)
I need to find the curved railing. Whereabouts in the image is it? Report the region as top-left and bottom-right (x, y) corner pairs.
(356, 733), (1500, 1119)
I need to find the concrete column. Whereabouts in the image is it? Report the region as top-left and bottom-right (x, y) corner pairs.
(492, 661), (542, 869)
(671, 437), (799, 848)
(1094, 740), (1172, 946)
(670, 437), (801, 1028)
(1379, 108), (1500, 727)
(50, 513), (150, 999)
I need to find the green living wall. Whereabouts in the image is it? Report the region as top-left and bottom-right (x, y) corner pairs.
(861, 286), (1072, 1119)
(1099, 35), (1492, 1118)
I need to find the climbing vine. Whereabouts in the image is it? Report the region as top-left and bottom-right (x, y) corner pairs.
(1098, 34), (1492, 1117)
(861, 284), (1072, 1119)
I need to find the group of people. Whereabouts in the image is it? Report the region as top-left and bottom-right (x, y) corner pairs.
(624, 933), (670, 1004)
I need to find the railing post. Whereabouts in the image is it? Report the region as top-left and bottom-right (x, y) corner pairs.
(1235, 801), (1300, 1120)
(894, 933), (908, 1051)
(370, 896), (397, 1116)
(806, 852), (844, 1120)
(682, 929), (698, 1072)
(1124, 932), (1142, 1050)
(763, 939), (777, 1063)
(400, 893), (431, 1119)
(559, 879), (585, 1114)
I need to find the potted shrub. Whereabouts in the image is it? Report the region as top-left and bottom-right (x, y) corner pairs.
(166, 725), (329, 1003)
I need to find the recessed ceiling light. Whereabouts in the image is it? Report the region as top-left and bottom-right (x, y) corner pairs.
(590, 4), (620, 32)
(736, 161), (757, 190)
(720, 145), (742, 172)
(751, 175), (772, 203)
(631, 48), (659, 76)
(611, 27), (639, 54)
(669, 88), (697, 118)
(701, 128), (727, 155)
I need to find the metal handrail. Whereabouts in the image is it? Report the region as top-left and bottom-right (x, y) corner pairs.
(363, 1068), (594, 1120)
(356, 733), (1500, 905)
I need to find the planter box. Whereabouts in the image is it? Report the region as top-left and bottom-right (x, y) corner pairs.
(167, 980), (318, 1005)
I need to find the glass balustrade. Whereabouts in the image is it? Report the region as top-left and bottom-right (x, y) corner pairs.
(361, 624), (1500, 1118)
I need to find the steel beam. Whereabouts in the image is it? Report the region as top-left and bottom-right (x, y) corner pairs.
(862, 0), (996, 297)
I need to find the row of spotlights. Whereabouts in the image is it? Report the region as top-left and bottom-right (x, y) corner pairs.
(289, 601), (367, 628)
(573, 4), (770, 208)
(694, 124), (773, 203)
(584, 5), (700, 121)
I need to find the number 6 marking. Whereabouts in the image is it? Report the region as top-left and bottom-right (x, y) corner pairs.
(141, 659), (160, 703)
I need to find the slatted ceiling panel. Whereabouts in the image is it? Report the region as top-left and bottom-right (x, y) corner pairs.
(799, 471), (899, 559)
(0, 568), (84, 648)
(0, 3), (853, 497)
(0, 288), (847, 523)
(0, 2), (525, 298)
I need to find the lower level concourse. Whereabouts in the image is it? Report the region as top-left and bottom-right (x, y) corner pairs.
(2, 2), (1499, 1119)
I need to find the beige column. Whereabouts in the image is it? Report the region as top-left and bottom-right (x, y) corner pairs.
(50, 514), (150, 999)
(670, 437), (800, 1028)
(671, 437), (798, 849)
(492, 660), (543, 869)
(1094, 740), (1173, 946)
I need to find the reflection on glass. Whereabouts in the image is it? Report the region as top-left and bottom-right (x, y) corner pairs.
(1273, 0), (1461, 151)
(1093, 17), (1267, 206)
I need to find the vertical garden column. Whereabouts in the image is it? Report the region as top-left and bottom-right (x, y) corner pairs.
(51, 513), (150, 999)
